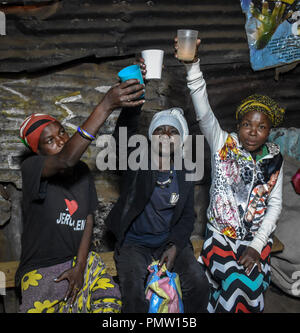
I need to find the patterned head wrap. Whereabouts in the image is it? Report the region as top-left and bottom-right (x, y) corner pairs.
(236, 94), (285, 127)
(19, 113), (57, 153)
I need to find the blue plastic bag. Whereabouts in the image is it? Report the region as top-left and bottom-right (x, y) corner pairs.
(145, 261), (184, 313)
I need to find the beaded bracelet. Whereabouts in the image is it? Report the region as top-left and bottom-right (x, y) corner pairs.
(77, 126), (96, 141)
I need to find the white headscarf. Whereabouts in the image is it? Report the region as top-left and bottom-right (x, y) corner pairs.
(148, 108), (189, 143)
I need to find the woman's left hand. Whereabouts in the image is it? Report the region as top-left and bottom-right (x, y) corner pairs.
(54, 265), (85, 305)
(174, 37), (201, 64)
(238, 246), (262, 275)
(135, 57), (147, 81)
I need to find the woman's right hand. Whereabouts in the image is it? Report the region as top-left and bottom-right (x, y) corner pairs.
(174, 37), (201, 64)
(100, 79), (145, 113)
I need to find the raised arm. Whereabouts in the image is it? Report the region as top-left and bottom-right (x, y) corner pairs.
(112, 58), (147, 178)
(184, 60), (228, 153)
(41, 80), (144, 178)
(174, 38), (228, 153)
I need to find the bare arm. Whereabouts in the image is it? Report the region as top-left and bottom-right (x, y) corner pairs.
(42, 80), (145, 178)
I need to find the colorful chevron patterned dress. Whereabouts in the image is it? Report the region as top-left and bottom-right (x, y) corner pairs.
(184, 60), (284, 313)
(199, 229), (272, 313)
(198, 136), (282, 313)
(199, 134), (282, 313)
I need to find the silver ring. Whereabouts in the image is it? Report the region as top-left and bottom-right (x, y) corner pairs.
(127, 99), (130, 102)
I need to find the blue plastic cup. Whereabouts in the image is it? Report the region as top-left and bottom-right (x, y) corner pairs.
(118, 64), (144, 98)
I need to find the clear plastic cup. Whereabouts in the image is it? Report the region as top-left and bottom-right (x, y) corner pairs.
(141, 49), (164, 80)
(177, 29), (198, 62)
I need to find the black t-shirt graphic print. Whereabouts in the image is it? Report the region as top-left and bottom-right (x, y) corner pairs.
(16, 155), (98, 286)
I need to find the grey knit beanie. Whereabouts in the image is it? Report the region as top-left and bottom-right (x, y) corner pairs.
(148, 108), (189, 143)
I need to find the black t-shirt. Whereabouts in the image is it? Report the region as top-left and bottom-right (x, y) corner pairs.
(124, 169), (179, 247)
(15, 155), (98, 286)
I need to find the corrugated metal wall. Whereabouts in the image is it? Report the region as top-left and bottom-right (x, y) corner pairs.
(0, 0), (299, 192)
(0, 0), (249, 72)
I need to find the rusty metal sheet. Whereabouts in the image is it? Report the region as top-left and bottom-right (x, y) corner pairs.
(0, 0), (250, 72)
(0, 0), (299, 191)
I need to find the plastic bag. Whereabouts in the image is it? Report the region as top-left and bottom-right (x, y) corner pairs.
(145, 260), (184, 313)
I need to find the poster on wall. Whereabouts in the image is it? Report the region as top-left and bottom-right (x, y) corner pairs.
(241, 0), (300, 70)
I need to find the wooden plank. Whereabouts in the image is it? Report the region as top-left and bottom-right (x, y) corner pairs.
(0, 261), (18, 288)
(272, 235), (284, 253)
(0, 236), (284, 289)
(99, 251), (116, 277)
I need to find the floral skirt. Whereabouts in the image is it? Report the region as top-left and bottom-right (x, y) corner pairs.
(199, 229), (272, 313)
(19, 251), (122, 313)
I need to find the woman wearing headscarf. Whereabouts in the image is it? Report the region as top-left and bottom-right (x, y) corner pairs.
(16, 79), (144, 313)
(175, 37), (285, 313)
(105, 61), (209, 312)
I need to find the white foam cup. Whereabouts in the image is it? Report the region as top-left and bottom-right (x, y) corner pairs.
(141, 49), (164, 80)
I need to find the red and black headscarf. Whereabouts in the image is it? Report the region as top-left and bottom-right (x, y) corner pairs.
(19, 113), (57, 153)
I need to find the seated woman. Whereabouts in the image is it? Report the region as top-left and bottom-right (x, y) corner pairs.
(105, 60), (209, 313)
(175, 38), (284, 313)
(16, 79), (145, 313)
